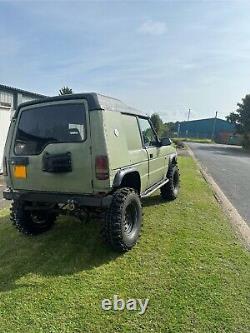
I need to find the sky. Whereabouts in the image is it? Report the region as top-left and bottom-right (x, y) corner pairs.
(1, 0), (250, 122)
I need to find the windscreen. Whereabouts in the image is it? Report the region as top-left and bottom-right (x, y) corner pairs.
(14, 103), (86, 155)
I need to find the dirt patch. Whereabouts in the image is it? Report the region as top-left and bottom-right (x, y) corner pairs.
(177, 148), (189, 156)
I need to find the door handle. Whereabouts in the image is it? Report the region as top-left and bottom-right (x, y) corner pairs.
(149, 153), (153, 159)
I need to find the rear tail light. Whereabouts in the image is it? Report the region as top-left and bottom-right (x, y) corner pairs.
(95, 155), (109, 180)
(2, 157), (8, 176)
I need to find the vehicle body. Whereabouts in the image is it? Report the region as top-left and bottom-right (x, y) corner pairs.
(3, 93), (180, 251)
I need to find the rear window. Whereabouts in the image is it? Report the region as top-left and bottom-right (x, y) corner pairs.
(14, 103), (86, 155)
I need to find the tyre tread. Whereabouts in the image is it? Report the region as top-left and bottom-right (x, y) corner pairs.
(103, 187), (142, 252)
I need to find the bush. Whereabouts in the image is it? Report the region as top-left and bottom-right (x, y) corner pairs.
(172, 139), (185, 149)
(242, 134), (250, 150)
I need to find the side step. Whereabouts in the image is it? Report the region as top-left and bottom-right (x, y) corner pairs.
(141, 178), (169, 198)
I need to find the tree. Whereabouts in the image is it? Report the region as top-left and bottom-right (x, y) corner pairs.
(59, 86), (73, 95)
(226, 94), (250, 149)
(226, 112), (239, 125)
(162, 122), (176, 137)
(150, 113), (177, 138)
(150, 113), (164, 136)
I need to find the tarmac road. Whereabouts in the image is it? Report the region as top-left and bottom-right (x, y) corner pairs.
(188, 142), (250, 226)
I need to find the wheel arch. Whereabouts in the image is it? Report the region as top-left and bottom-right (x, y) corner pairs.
(113, 168), (141, 194)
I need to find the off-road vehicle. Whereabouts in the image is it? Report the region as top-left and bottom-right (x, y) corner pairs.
(3, 93), (180, 252)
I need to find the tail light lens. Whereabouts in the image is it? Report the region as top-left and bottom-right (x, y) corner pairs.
(2, 157), (8, 176)
(95, 155), (109, 180)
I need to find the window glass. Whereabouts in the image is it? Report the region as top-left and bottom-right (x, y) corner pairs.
(122, 114), (142, 150)
(138, 118), (158, 147)
(15, 103), (86, 155)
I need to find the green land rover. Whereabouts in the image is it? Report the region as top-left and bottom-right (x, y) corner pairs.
(3, 93), (180, 252)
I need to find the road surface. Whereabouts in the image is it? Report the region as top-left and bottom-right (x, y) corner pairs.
(0, 176), (9, 209)
(188, 143), (250, 226)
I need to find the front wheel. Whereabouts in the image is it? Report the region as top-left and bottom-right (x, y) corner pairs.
(103, 188), (142, 252)
(160, 164), (180, 200)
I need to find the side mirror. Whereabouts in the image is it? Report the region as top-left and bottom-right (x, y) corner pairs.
(161, 137), (172, 146)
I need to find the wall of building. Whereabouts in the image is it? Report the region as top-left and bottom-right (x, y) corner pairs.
(0, 91), (13, 172)
(0, 87), (45, 173)
(176, 118), (235, 140)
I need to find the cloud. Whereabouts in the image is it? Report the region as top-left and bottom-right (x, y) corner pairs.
(138, 19), (167, 36)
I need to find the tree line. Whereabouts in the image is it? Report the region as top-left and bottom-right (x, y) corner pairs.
(58, 86), (177, 138)
(58, 86), (250, 148)
(226, 95), (250, 149)
(150, 113), (176, 138)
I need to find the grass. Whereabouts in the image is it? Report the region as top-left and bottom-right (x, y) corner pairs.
(0, 156), (249, 333)
(173, 138), (214, 144)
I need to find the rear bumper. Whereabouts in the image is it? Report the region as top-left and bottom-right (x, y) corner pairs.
(3, 188), (112, 208)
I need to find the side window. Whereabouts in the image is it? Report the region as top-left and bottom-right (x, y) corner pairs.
(138, 118), (158, 147)
(122, 114), (142, 150)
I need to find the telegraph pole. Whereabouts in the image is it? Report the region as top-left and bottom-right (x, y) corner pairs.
(177, 123), (181, 137)
(211, 111), (218, 141)
(185, 109), (191, 138)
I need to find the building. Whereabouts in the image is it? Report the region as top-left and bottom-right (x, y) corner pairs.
(0, 84), (46, 172)
(176, 117), (235, 143)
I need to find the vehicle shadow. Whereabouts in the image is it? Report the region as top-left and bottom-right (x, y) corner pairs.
(0, 213), (120, 292)
(142, 194), (165, 207)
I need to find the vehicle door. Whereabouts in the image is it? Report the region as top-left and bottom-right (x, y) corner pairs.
(10, 99), (93, 194)
(138, 117), (167, 187)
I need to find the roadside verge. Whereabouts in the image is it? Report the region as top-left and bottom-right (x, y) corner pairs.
(187, 145), (250, 250)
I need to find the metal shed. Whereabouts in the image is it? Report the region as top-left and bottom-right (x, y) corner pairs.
(176, 118), (235, 142)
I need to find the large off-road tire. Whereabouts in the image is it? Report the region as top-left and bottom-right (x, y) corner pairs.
(160, 164), (180, 200)
(10, 201), (56, 235)
(103, 187), (142, 252)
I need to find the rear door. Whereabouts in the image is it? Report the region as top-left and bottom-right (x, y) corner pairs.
(138, 117), (167, 187)
(10, 99), (93, 194)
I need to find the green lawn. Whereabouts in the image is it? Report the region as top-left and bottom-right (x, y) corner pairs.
(0, 156), (249, 333)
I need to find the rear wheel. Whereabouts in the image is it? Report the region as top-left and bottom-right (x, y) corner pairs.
(10, 201), (56, 235)
(103, 187), (142, 252)
(160, 164), (180, 200)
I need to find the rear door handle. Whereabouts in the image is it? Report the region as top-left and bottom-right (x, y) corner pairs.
(149, 153), (153, 159)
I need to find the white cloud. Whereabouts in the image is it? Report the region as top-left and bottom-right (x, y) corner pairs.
(138, 20), (167, 36)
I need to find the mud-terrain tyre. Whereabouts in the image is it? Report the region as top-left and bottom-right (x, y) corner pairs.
(160, 164), (180, 200)
(103, 188), (142, 252)
(10, 201), (56, 235)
